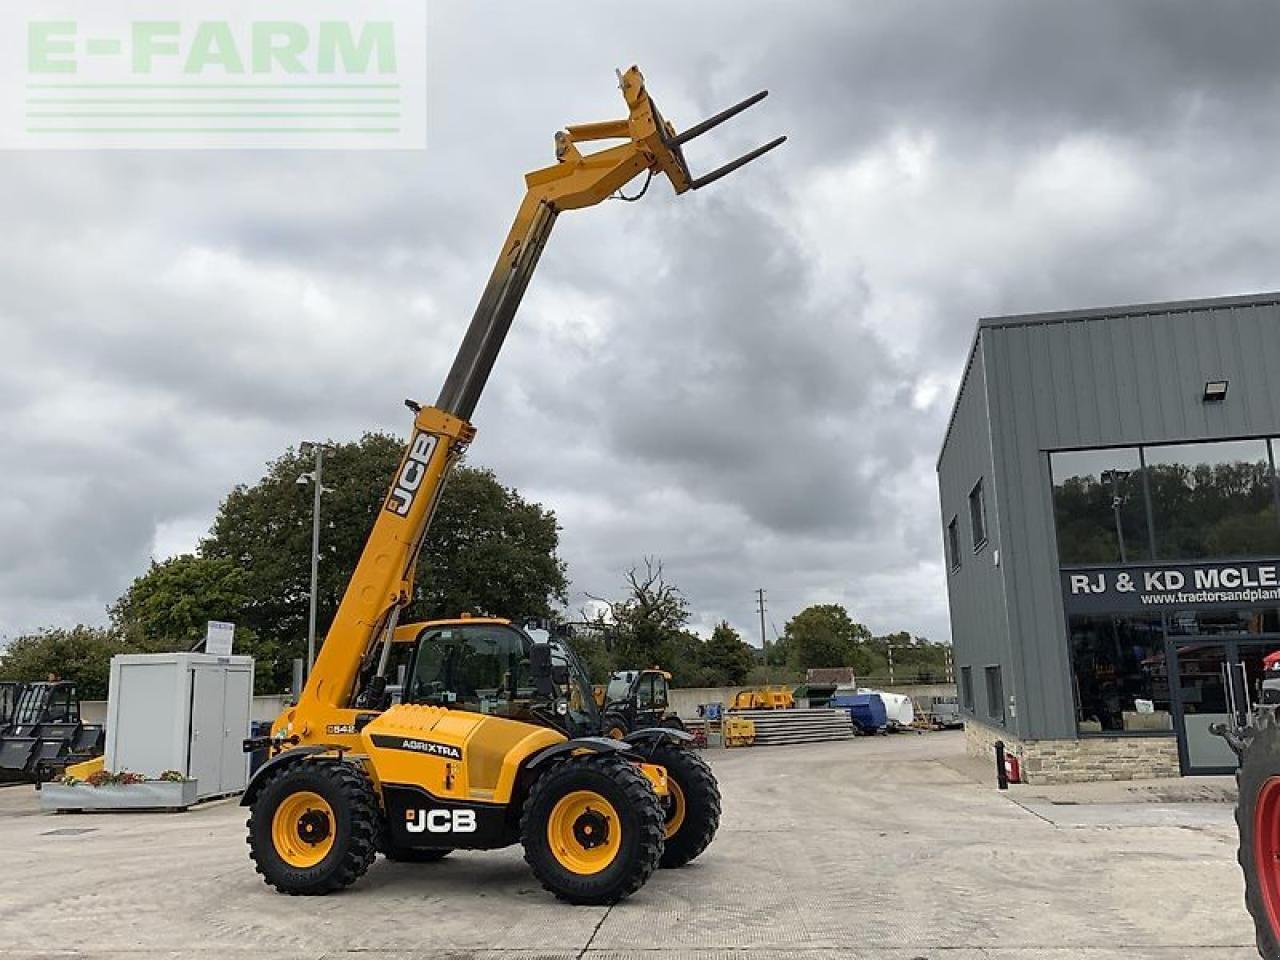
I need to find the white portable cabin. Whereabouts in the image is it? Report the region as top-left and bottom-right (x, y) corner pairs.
(105, 653), (254, 799)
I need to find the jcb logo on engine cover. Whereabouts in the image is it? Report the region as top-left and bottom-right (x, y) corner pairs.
(385, 431), (439, 517)
(405, 809), (477, 834)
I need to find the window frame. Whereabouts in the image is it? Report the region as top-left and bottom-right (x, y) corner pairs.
(946, 516), (962, 573)
(968, 478), (988, 552)
(1049, 435), (1280, 569)
(984, 664), (1004, 723)
(959, 666), (974, 713)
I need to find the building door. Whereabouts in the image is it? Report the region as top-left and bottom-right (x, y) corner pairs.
(188, 667), (226, 791)
(1172, 637), (1280, 774)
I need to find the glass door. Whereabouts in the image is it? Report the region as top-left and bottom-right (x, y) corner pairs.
(1172, 636), (1280, 774)
(1172, 641), (1236, 774)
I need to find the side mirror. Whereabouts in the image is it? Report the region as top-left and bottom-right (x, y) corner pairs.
(530, 642), (556, 697)
(531, 642), (571, 696)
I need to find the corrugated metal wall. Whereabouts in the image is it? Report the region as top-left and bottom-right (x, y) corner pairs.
(980, 295), (1280, 739)
(936, 342), (1017, 734)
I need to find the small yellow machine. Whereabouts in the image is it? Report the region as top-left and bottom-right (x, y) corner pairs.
(731, 686), (796, 710)
(239, 68), (782, 903)
(723, 716), (757, 748)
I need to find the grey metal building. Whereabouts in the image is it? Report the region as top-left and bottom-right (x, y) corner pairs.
(938, 291), (1280, 782)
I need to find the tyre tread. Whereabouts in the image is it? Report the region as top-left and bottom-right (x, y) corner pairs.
(520, 753), (664, 904)
(246, 760), (379, 896)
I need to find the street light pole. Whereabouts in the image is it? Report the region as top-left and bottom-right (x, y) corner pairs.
(298, 442), (332, 678)
(756, 588), (768, 654)
(307, 447), (323, 676)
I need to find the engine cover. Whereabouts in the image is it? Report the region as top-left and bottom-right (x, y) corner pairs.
(361, 703), (563, 806)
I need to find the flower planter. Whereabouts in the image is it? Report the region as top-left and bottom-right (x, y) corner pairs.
(41, 778), (199, 812)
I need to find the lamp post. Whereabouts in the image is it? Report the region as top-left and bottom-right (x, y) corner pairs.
(297, 442), (334, 677)
(1100, 469), (1129, 564)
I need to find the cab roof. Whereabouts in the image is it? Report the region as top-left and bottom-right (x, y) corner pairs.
(392, 616), (514, 643)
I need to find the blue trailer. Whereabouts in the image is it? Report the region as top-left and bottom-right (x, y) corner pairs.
(828, 692), (888, 734)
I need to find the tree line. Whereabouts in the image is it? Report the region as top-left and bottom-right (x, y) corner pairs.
(0, 434), (942, 697)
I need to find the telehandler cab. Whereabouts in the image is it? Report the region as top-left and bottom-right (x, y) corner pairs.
(240, 67), (782, 903)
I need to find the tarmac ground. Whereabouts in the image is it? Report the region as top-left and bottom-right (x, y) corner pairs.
(0, 730), (1259, 959)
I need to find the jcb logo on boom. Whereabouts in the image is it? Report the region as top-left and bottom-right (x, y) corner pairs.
(386, 431), (439, 517)
(405, 809), (477, 834)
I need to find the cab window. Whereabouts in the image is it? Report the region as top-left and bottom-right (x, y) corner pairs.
(408, 625), (532, 716)
(652, 675), (669, 708)
(637, 674), (656, 707)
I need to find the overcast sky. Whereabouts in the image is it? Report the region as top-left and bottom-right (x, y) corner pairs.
(4, 0), (1280, 649)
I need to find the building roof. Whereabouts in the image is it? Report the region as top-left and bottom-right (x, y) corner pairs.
(937, 290), (1280, 466)
(976, 289), (1280, 331)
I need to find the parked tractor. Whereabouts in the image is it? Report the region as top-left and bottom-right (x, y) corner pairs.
(597, 669), (685, 740)
(0, 681), (104, 784)
(1220, 657), (1280, 957)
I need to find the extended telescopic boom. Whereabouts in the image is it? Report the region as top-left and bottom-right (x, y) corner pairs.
(279, 66), (784, 740)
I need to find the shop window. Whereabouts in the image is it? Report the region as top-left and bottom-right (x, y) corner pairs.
(984, 665), (1004, 722)
(969, 479), (988, 550)
(947, 516), (961, 572)
(1146, 439), (1280, 561)
(1051, 447), (1152, 565)
(1165, 608), (1280, 638)
(1068, 614), (1171, 733)
(960, 666), (974, 712)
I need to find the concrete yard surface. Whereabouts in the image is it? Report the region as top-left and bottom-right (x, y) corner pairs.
(0, 732), (1259, 959)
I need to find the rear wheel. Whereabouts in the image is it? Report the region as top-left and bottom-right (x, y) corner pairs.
(247, 762), (379, 895)
(521, 753), (664, 904)
(1239, 709), (1280, 959)
(650, 744), (720, 868)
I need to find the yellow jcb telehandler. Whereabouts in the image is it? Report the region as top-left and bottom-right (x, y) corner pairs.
(238, 67), (783, 903)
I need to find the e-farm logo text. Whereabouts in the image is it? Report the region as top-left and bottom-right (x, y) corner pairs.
(1, 1), (426, 149)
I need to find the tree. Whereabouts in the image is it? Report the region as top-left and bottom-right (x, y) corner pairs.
(701, 621), (754, 686)
(112, 554), (253, 651)
(782, 604), (871, 672)
(191, 432), (567, 691)
(588, 559), (699, 684)
(0, 626), (130, 700)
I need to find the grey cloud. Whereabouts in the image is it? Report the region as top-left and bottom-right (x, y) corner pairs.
(5, 1), (1280, 648)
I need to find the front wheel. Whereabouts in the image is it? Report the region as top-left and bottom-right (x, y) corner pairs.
(1238, 709), (1280, 959)
(247, 761), (379, 895)
(650, 743), (721, 868)
(520, 754), (664, 904)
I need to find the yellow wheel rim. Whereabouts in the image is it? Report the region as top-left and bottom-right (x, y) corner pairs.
(546, 790), (621, 875)
(663, 777), (686, 839)
(271, 790), (335, 869)
(608, 726), (626, 740)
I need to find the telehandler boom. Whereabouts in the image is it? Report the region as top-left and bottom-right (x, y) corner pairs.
(241, 67), (782, 903)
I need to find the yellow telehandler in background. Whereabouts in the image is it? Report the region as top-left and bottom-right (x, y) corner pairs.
(238, 67), (783, 903)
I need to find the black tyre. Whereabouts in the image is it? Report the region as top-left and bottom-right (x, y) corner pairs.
(603, 712), (630, 741)
(247, 761), (379, 895)
(650, 743), (720, 868)
(520, 753), (664, 904)
(1237, 708), (1280, 959)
